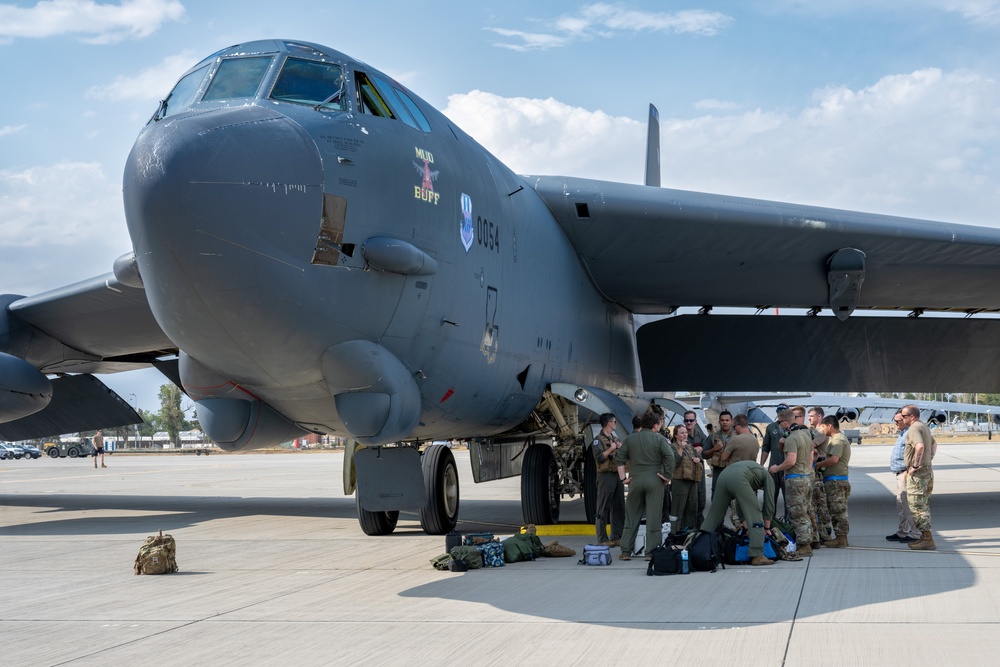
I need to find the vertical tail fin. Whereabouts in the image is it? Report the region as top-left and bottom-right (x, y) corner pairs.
(644, 104), (660, 187)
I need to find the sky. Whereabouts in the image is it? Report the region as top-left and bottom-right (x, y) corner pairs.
(2, 0), (1000, 411)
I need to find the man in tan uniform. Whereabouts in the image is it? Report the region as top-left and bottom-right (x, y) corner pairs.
(769, 406), (816, 556)
(901, 405), (936, 550)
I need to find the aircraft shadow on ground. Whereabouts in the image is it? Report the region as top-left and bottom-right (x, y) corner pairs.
(0, 493), (535, 537)
(398, 488), (993, 627)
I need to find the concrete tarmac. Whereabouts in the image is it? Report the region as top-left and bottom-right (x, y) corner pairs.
(3, 443), (1000, 666)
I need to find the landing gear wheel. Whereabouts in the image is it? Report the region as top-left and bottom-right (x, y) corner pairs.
(522, 443), (560, 525)
(582, 444), (597, 524)
(356, 500), (399, 536)
(420, 445), (460, 534)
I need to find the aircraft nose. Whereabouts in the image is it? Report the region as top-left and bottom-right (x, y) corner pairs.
(124, 106), (324, 255)
(122, 106), (325, 354)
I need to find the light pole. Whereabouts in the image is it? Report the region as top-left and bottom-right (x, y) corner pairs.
(130, 393), (139, 449)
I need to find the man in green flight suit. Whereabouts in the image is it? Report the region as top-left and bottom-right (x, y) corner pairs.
(700, 460), (776, 566)
(616, 410), (675, 560)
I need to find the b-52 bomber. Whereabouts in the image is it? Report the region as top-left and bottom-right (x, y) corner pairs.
(4, 39), (1000, 536)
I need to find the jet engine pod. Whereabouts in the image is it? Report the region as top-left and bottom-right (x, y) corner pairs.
(835, 407), (859, 422)
(196, 397), (306, 451)
(926, 410), (947, 425)
(0, 352), (53, 422)
(322, 340), (421, 445)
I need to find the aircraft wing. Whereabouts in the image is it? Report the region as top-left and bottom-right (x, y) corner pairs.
(5, 272), (175, 374)
(530, 175), (1000, 393)
(1, 271), (175, 439)
(529, 175), (1000, 315)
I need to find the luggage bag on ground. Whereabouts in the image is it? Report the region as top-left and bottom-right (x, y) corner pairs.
(579, 543), (612, 566)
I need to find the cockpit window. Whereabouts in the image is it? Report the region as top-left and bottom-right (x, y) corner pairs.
(393, 88), (432, 132)
(355, 72), (430, 132)
(355, 72), (395, 119)
(270, 58), (345, 110)
(203, 56), (273, 101)
(159, 64), (209, 119)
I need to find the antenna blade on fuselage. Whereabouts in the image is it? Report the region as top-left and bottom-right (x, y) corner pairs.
(644, 103), (660, 187)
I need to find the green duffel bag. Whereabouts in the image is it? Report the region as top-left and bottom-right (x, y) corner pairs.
(501, 532), (544, 563)
(449, 545), (483, 569)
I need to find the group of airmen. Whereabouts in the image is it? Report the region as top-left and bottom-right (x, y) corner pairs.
(591, 402), (938, 566)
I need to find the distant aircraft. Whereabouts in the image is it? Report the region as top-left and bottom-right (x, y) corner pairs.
(4, 40), (1000, 536)
(682, 392), (1000, 427)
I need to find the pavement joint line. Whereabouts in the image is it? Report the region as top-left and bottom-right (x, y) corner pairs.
(781, 551), (812, 667)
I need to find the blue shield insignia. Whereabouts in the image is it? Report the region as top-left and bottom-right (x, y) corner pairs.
(460, 193), (474, 252)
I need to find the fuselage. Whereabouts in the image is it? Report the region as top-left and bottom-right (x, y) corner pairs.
(123, 40), (638, 444)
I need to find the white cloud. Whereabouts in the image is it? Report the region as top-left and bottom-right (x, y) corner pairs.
(939, 0), (1000, 25)
(487, 3), (730, 51)
(0, 124), (27, 137)
(443, 68), (1000, 227)
(694, 99), (741, 111)
(87, 50), (198, 102)
(0, 0), (185, 44)
(0, 161), (122, 246)
(0, 161), (130, 294)
(443, 90), (643, 181)
(762, 0), (1000, 26)
(487, 27), (571, 52)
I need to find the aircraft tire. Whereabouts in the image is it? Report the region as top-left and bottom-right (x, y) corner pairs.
(356, 500), (400, 536)
(419, 445), (460, 535)
(583, 444), (597, 524)
(521, 443), (560, 525)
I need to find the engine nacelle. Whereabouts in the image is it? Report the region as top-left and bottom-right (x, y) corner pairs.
(322, 339), (421, 445)
(196, 397), (307, 451)
(0, 351), (52, 422)
(835, 407), (859, 422)
(927, 410), (948, 425)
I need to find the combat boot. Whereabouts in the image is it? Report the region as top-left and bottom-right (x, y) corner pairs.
(823, 535), (848, 548)
(797, 545), (813, 557)
(908, 531), (936, 550)
(751, 555), (774, 566)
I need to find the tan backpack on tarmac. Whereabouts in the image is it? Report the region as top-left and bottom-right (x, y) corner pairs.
(134, 530), (178, 575)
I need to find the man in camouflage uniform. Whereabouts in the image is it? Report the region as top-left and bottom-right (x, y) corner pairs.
(769, 406), (816, 556)
(760, 406), (791, 511)
(592, 413), (625, 546)
(816, 415), (851, 547)
(901, 405), (936, 550)
(616, 411), (675, 560)
(704, 411), (734, 498)
(808, 406), (834, 545)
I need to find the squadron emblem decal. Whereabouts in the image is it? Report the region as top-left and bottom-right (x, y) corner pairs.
(413, 147), (440, 205)
(460, 193), (474, 252)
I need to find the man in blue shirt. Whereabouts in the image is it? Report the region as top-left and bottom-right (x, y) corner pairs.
(886, 410), (920, 543)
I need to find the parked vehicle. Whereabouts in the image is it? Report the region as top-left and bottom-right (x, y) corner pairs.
(44, 442), (94, 458)
(18, 444), (43, 459)
(0, 443), (23, 459)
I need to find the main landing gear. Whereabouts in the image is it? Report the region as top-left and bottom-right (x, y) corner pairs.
(354, 443), (459, 536)
(520, 439), (597, 526)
